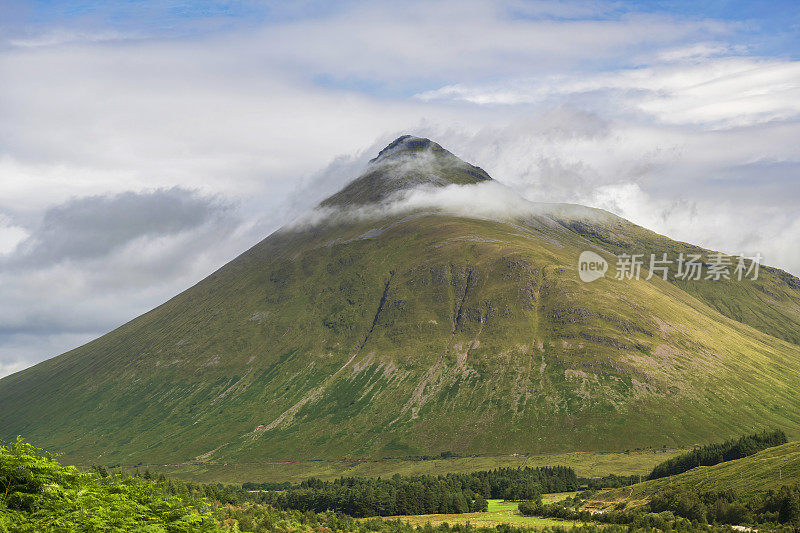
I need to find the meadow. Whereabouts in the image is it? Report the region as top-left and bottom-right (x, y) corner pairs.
(376, 497), (593, 529)
(134, 448), (686, 484)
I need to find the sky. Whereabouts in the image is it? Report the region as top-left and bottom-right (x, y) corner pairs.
(0, 0), (799, 377)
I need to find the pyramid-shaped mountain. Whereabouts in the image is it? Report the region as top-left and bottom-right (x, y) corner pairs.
(321, 135), (492, 207)
(2, 136), (800, 466)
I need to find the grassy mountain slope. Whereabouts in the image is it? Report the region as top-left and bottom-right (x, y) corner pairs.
(1, 136), (799, 467)
(548, 204), (800, 345)
(590, 441), (800, 507)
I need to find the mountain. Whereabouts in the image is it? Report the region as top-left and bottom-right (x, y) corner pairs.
(321, 135), (492, 207)
(2, 136), (800, 467)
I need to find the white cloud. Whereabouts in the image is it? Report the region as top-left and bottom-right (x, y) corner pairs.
(200, 1), (730, 85)
(417, 57), (800, 128)
(0, 189), (253, 376)
(585, 182), (800, 276)
(9, 29), (140, 48)
(292, 179), (537, 230)
(653, 42), (745, 63)
(0, 359), (35, 380)
(0, 215), (28, 255)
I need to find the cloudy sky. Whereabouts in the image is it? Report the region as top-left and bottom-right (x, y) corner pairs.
(1, 0), (799, 377)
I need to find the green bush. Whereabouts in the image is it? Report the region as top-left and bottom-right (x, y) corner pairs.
(0, 437), (220, 532)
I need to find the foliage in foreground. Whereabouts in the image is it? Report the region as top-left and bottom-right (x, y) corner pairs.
(648, 430), (787, 480)
(0, 437), (220, 532)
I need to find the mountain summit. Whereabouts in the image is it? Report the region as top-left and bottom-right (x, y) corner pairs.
(320, 135), (492, 208)
(1, 138), (800, 468)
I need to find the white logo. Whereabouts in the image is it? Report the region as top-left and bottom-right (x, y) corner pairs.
(578, 251), (608, 282)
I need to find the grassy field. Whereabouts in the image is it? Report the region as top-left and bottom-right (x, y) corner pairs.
(588, 441), (800, 509)
(541, 492), (579, 504)
(137, 448), (686, 484)
(382, 497), (598, 529)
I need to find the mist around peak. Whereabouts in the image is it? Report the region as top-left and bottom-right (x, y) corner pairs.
(319, 136), (492, 209)
(290, 136), (616, 231)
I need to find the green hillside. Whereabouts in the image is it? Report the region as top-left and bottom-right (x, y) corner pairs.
(589, 440), (800, 507)
(1, 136), (800, 468)
(548, 204), (800, 345)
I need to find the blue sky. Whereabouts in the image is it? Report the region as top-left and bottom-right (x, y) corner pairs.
(8, 1), (800, 37)
(5, 1), (800, 84)
(0, 0), (799, 376)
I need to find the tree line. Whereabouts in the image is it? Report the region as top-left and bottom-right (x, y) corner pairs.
(647, 484), (800, 526)
(579, 474), (639, 490)
(252, 466), (578, 517)
(519, 484), (800, 528)
(648, 429), (787, 480)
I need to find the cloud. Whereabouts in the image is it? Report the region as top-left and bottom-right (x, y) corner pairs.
(416, 56), (800, 128)
(6, 188), (231, 267)
(653, 42), (745, 63)
(255, 4), (729, 83)
(0, 188), (250, 376)
(585, 181), (800, 278)
(359, 113), (800, 275)
(0, 215), (27, 255)
(0, 359), (36, 380)
(0, 332), (96, 379)
(8, 29), (139, 48)
(300, 160), (800, 286)
(336, 180), (548, 223)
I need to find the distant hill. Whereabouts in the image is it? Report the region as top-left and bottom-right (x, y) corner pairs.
(1, 136), (800, 467)
(589, 440), (800, 507)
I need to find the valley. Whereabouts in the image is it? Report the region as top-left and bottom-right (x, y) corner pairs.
(110, 447), (686, 484)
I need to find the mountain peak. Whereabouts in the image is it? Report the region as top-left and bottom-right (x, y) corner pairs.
(320, 135), (492, 208)
(369, 135), (439, 163)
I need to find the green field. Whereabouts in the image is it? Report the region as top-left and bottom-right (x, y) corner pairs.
(128, 448), (686, 485)
(589, 441), (800, 509)
(380, 498), (597, 529)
